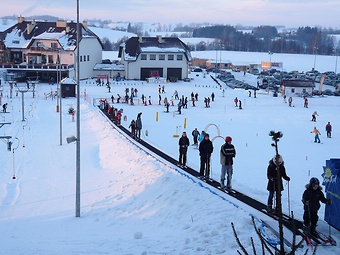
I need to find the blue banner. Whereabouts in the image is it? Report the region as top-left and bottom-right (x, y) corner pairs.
(322, 158), (340, 231)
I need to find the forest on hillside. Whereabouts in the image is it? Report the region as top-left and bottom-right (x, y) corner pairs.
(190, 25), (339, 55)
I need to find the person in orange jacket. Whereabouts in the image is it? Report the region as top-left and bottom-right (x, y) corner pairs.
(311, 127), (321, 143)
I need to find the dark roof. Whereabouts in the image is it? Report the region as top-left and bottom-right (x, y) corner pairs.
(118, 36), (192, 61)
(282, 79), (315, 88)
(0, 19), (102, 50)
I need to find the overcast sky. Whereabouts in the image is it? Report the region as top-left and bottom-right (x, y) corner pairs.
(1, 0), (339, 28)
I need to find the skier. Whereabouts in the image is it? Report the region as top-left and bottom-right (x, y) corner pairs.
(198, 130), (205, 144)
(2, 103), (8, 113)
(220, 136), (236, 190)
(311, 127), (321, 143)
(302, 177), (332, 236)
(234, 97), (238, 107)
(211, 92), (215, 102)
(173, 90), (179, 100)
(199, 133), (214, 180)
(135, 112), (142, 140)
(191, 128), (200, 146)
(177, 100), (182, 114)
(195, 92), (198, 102)
(311, 111), (318, 122)
(325, 122), (332, 138)
(266, 154), (290, 213)
(304, 97), (308, 108)
(129, 119), (136, 138)
(178, 131), (190, 168)
(288, 96), (293, 107)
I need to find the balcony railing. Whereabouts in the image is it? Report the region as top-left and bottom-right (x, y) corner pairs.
(0, 63), (74, 70)
(29, 46), (59, 52)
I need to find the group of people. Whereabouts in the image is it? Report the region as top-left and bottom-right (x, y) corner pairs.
(266, 154), (331, 236)
(178, 129), (331, 237)
(178, 130), (236, 191)
(310, 121), (332, 143)
(128, 112), (143, 140)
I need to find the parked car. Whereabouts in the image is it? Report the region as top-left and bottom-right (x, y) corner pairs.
(193, 68), (203, 72)
(333, 90), (340, 96)
(322, 89), (334, 96)
(183, 78), (191, 82)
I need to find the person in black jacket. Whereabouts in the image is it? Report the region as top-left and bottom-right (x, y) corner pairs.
(199, 133), (214, 179)
(266, 154), (290, 212)
(220, 136), (236, 190)
(302, 177), (332, 236)
(178, 132), (190, 168)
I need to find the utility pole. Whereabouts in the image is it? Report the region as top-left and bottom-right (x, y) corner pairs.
(75, 0), (81, 218)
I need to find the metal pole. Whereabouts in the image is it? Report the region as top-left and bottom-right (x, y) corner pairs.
(21, 92), (25, 121)
(59, 79), (62, 146)
(313, 47), (317, 70)
(75, 0), (81, 217)
(335, 51), (338, 74)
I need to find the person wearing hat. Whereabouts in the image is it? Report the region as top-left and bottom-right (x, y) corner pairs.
(302, 177), (332, 236)
(178, 131), (190, 168)
(266, 154), (290, 213)
(220, 136), (236, 190)
(198, 133), (214, 179)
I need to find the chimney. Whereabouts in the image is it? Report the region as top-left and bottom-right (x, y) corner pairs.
(56, 20), (67, 28)
(138, 36), (143, 43)
(157, 35), (162, 43)
(18, 15), (25, 24)
(82, 20), (88, 30)
(27, 20), (36, 35)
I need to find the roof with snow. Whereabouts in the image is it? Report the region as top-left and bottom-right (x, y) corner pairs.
(118, 36), (192, 62)
(0, 18), (102, 51)
(282, 79), (315, 88)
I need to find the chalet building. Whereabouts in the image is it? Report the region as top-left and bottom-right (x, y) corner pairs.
(118, 36), (192, 81)
(0, 16), (103, 82)
(281, 79), (315, 96)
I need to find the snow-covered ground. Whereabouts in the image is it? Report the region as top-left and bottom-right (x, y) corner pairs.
(0, 57), (339, 254)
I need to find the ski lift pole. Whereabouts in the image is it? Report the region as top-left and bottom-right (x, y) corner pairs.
(287, 180), (291, 217)
(12, 137), (19, 180)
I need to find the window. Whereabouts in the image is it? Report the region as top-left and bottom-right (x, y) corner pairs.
(51, 43), (58, 50)
(48, 55), (53, 64)
(83, 55), (86, 62)
(150, 54), (156, 60)
(80, 56), (82, 62)
(176, 54), (183, 61)
(141, 54), (147, 60)
(168, 54), (174, 60)
(87, 55), (90, 61)
(159, 54), (165, 60)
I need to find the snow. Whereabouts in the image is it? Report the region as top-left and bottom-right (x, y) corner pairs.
(0, 53), (339, 254)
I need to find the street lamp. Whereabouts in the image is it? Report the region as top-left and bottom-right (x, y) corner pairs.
(75, 0), (81, 218)
(335, 50), (338, 74)
(268, 51), (273, 70)
(313, 47), (318, 71)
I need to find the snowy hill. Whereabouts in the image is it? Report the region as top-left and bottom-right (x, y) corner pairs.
(0, 62), (339, 254)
